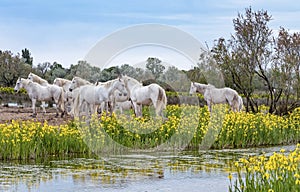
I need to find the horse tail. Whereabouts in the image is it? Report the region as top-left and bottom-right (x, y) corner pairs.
(231, 94), (239, 112)
(156, 87), (167, 116)
(238, 96), (244, 112)
(59, 87), (65, 112)
(71, 90), (80, 117)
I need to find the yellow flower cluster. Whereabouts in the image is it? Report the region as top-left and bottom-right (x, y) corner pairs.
(229, 144), (300, 192)
(1, 105), (299, 160)
(0, 120), (87, 160)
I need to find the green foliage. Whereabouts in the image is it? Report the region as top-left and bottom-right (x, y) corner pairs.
(21, 48), (33, 66)
(0, 50), (32, 87)
(0, 87), (26, 94)
(146, 57), (165, 79)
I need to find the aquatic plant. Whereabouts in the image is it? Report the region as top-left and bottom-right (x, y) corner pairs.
(229, 144), (300, 192)
(0, 120), (87, 160)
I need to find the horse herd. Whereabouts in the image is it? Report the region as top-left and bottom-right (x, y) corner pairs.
(13, 73), (243, 119)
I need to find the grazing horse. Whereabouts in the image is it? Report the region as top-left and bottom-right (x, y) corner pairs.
(72, 77), (128, 118)
(122, 75), (167, 117)
(14, 78), (65, 117)
(189, 82), (241, 112)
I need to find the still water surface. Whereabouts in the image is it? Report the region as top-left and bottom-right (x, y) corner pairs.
(0, 145), (296, 192)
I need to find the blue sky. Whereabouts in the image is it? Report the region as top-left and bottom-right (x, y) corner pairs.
(0, 0), (299, 69)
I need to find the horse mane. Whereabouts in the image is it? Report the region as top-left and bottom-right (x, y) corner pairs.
(125, 76), (142, 86)
(98, 78), (120, 89)
(74, 76), (91, 85)
(54, 78), (71, 86)
(207, 84), (216, 88)
(21, 78), (32, 86)
(29, 73), (48, 84)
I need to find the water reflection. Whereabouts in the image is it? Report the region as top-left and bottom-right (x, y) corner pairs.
(0, 145), (296, 192)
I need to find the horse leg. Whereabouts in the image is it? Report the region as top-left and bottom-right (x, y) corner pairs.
(31, 99), (37, 117)
(108, 101), (113, 115)
(41, 101), (46, 113)
(207, 101), (212, 113)
(132, 102), (139, 117)
(86, 103), (91, 117)
(120, 105), (123, 114)
(138, 104), (143, 117)
(54, 104), (59, 118)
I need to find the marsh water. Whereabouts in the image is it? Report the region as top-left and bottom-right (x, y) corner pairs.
(0, 145), (296, 192)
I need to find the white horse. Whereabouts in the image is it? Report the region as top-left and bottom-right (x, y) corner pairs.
(27, 72), (50, 111)
(27, 72), (67, 114)
(72, 77), (128, 118)
(68, 77), (93, 116)
(95, 81), (130, 113)
(53, 77), (73, 113)
(69, 76), (92, 91)
(122, 75), (167, 117)
(53, 78), (72, 92)
(14, 78), (65, 117)
(189, 82), (241, 112)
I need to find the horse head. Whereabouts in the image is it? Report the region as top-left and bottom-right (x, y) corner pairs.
(14, 77), (24, 92)
(115, 78), (128, 96)
(27, 72), (34, 81)
(69, 78), (77, 92)
(189, 82), (197, 95)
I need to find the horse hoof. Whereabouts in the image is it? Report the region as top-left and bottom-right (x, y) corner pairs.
(30, 114), (37, 118)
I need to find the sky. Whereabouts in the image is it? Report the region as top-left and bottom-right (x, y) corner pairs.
(0, 0), (299, 70)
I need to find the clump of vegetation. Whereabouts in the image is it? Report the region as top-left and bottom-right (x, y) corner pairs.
(229, 144), (300, 192)
(1, 105), (299, 160)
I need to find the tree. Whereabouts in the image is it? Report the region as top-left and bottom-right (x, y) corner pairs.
(212, 7), (275, 113)
(185, 67), (206, 84)
(198, 50), (224, 88)
(21, 48), (33, 66)
(99, 66), (119, 82)
(146, 57), (165, 80)
(273, 27), (300, 114)
(0, 50), (31, 87)
(212, 37), (257, 112)
(47, 62), (67, 82)
(36, 62), (51, 78)
(66, 60), (93, 81)
(161, 66), (190, 91)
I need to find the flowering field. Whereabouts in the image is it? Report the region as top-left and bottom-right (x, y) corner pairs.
(0, 105), (299, 160)
(229, 144), (300, 192)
